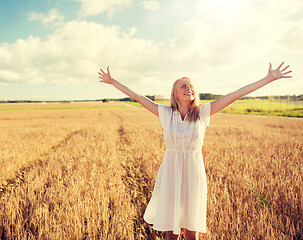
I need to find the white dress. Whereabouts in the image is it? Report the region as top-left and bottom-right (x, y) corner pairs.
(143, 102), (211, 235)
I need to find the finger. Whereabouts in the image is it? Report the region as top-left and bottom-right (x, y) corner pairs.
(277, 62), (284, 70)
(268, 62), (272, 71)
(281, 65), (289, 72)
(100, 68), (106, 74)
(283, 76), (292, 78)
(283, 70), (292, 75)
(107, 66), (111, 75)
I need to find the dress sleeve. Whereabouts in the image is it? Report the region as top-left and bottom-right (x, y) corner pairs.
(158, 104), (172, 128)
(199, 102), (211, 127)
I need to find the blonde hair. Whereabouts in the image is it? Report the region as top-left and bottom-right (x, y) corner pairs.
(170, 77), (200, 123)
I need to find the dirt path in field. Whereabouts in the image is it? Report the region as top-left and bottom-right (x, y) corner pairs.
(0, 129), (84, 198)
(0, 109), (134, 199)
(122, 102), (139, 108)
(110, 109), (156, 239)
(279, 100), (303, 105)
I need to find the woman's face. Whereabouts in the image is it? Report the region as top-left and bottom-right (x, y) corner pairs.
(176, 78), (195, 104)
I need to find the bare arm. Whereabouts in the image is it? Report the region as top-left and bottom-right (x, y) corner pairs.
(98, 67), (159, 116)
(210, 62), (292, 116)
(111, 79), (159, 116)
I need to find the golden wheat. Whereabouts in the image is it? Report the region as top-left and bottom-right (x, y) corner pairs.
(0, 102), (302, 239)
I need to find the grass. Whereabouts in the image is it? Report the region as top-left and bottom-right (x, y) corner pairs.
(0, 102), (127, 112)
(220, 99), (303, 117)
(2, 99), (302, 117)
(127, 99), (303, 117)
(0, 106), (127, 112)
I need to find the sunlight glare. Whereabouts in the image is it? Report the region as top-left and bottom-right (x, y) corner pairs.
(195, 0), (241, 25)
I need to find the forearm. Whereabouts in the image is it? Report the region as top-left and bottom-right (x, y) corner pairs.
(210, 76), (273, 116)
(111, 78), (157, 111)
(209, 62), (291, 116)
(234, 75), (273, 100)
(112, 78), (141, 100)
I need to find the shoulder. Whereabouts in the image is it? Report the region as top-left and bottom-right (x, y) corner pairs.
(199, 102), (211, 111)
(158, 104), (172, 113)
(158, 104), (172, 127)
(198, 102), (211, 126)
(199, 102), (210, 107)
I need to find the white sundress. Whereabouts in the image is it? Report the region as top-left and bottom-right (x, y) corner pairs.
(143, 102), (211, 235)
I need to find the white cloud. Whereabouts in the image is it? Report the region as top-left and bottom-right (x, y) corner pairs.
(0, 21), (161, 86)
(141, 0), (161, 12)
(75, 0), (133, 17)
(1, 0), (302, 97)
(28, 8), (64, 28)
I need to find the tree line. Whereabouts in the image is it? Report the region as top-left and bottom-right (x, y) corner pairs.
(1, 94), (302, 104)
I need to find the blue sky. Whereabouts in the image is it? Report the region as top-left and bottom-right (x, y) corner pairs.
(0, 0), (302, 100)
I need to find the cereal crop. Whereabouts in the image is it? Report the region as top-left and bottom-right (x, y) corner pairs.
(0, 102), (302, 239)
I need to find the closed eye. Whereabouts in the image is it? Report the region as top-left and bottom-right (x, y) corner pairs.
(181, 84), (193, 89)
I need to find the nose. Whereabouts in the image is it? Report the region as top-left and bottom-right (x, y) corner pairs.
(185, 85), (192, 91)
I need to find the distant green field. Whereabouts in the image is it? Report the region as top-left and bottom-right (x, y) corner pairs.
(127, 99), (303, 118)
(0, 102), (127, 112)
(0, 106), (129, 112)
(1, 100), (302, 117)
(219, 99), (303, 117)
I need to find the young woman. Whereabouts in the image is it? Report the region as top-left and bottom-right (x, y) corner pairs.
(98, 62), (292, 240)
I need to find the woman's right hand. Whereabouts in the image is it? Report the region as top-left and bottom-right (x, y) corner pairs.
(98, 66), (159, 116)
(98, 66), (114, 84)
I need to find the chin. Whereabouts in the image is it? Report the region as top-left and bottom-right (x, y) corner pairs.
(183, 97), (194, 102)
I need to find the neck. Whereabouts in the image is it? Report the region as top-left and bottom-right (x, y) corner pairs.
(177, 101), (191, 116)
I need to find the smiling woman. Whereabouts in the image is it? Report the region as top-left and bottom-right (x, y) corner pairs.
(170, 77), (200, 123)
(98, 62), (292, 240)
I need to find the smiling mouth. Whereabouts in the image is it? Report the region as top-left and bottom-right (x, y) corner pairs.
(184, 92), (193, 96)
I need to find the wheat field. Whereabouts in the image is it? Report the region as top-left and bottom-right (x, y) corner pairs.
(0, 102), (302, 239)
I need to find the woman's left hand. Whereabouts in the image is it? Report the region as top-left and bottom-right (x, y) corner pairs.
(267, 62), (292, 81)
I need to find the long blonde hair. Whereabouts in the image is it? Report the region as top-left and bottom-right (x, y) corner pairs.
(170, 77), (200, 123)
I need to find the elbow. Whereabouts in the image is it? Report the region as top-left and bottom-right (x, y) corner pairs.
(231, 90), (243, 102)
(132, 93), (141, 102)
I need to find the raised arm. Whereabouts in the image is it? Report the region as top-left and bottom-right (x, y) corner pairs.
(98, 66), (159, 116)
(210, 62), (292, 116)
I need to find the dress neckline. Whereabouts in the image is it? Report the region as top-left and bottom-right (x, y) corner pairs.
(173, 110), (188, 122)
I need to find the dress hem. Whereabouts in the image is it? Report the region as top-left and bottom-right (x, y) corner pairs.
(144, 218), (207, 235)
